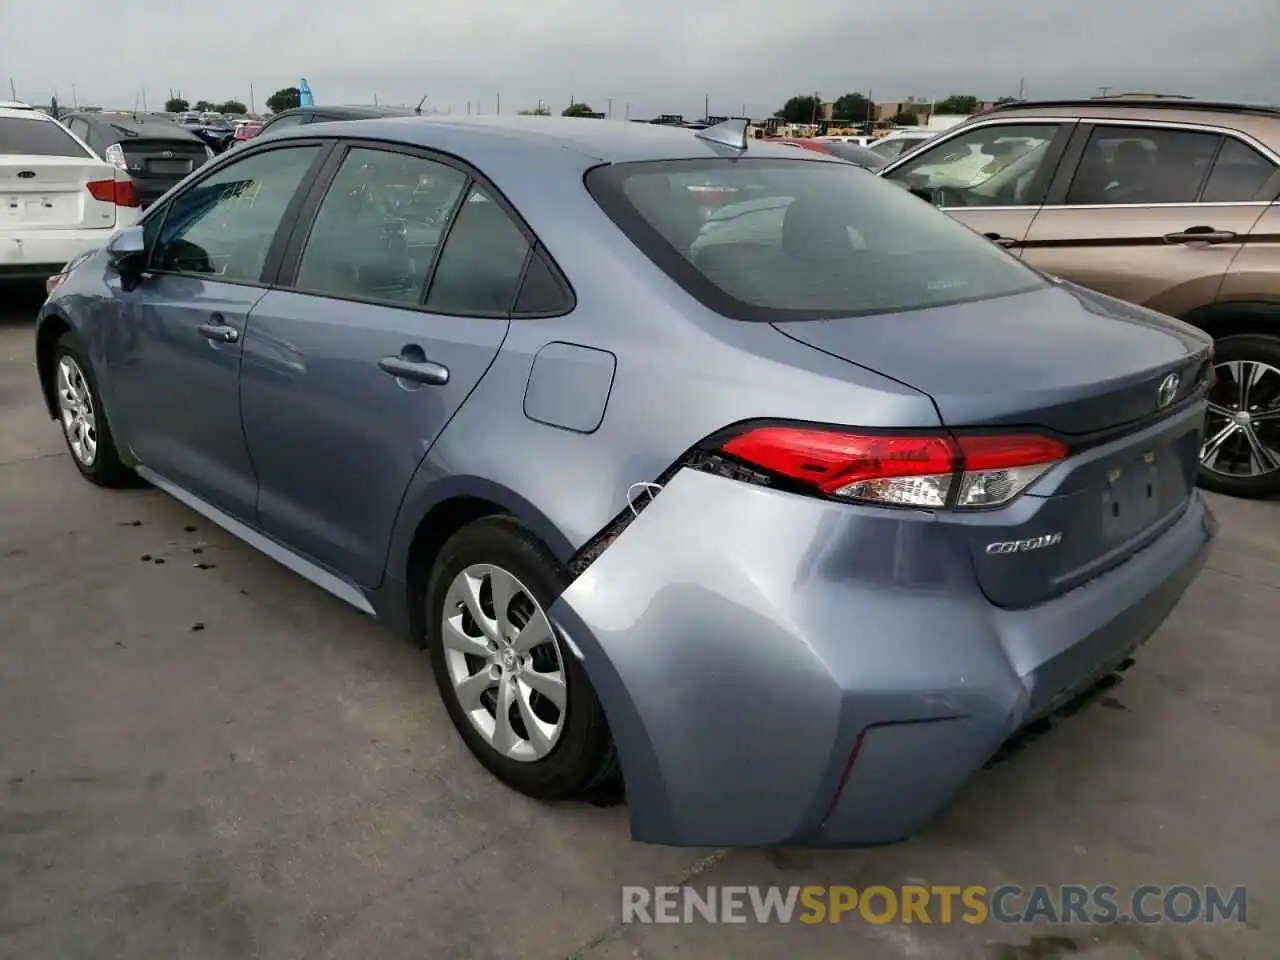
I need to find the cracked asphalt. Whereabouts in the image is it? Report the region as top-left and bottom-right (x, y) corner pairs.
(1, 286), (1277, 959)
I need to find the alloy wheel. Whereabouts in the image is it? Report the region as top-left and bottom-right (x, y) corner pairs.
(56, 355), (98, 467)
(1202, 360), (1280, 479)
(440, 564), (567, 762)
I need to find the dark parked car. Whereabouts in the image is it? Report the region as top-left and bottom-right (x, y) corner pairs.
(254, 105), (416, 140)
(61, 113), (212, 208)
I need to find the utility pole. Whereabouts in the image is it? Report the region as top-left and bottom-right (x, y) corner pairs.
(141, 88), (148, 111)
(704, 94), (709, 121)
(625, 103), (630, 120)
(607, 97), (612, 118)
(466, 101), (471, 115)
(812, 91), (820, 126)
(1098, 85), (1111, 97)
(1017, 77), (1025, 99)
(249, 81), (255, 113)
(374, 92), (379, 105)
(8, 78), (16, 100)
(72, 84), (78, 108)
(496, 92), (500, 114)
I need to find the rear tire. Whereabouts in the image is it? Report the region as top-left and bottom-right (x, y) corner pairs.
(1198, 334), (1280, 499)
(50, 331), (136, 488)
(425, 516), (618, 800)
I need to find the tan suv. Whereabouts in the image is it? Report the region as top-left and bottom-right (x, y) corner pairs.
(879, 96), (1280, 498)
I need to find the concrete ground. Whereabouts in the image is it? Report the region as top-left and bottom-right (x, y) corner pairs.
(1, 286), (1276, 960)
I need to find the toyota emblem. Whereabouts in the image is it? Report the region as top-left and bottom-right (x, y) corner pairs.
(162, 150), (174, 159)
(1157, 373), (1181, 409)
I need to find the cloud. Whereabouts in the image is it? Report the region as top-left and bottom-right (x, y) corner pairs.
(2, 0), (1276, 117)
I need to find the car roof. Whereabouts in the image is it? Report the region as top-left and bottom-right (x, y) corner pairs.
(274, 105), (417, 120)
(65, 113), (203, 141)
(276, 114), (836, 165)
(970, 96), (1280, 144)
(0, 105), (54, 121)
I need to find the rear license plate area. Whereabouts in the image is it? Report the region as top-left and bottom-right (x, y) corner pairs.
(1101, 448), (1165, 542)
(3, 194), (70, 224)
(146, 159), (192, 175)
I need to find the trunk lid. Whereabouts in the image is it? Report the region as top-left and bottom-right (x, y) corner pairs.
(119, 138), (208, 181)
(773, 282), (1213, 608)
(0, 155), (120, 231)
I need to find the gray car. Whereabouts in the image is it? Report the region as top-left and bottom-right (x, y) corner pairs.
(34, 116), (1217, 847)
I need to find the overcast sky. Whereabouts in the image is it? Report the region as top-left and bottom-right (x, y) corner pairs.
(3, 0), (1276, 117)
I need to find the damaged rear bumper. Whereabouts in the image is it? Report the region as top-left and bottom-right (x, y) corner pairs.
(550, 469), (1215, 847)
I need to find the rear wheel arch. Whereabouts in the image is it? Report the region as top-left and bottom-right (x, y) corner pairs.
(1181, 301), (1280, 342)
(400, 485), (576, 649)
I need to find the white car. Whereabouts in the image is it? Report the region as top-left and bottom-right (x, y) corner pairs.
(1, 103), (139, 288)
(866, 130), (937, 162)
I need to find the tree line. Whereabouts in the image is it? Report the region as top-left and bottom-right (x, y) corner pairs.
(164, 86), (303, 117)
(773, 93), (1017, 126)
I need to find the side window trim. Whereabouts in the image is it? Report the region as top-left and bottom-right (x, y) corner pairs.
(273, 137), (573, 317)
(144, 140), (333, 286)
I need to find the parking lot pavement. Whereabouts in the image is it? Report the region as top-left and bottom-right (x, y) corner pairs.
(1, 287), (1277, 960)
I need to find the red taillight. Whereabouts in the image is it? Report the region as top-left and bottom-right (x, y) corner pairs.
(717, 425), (1067, 509)
(86, 178), (139, 208)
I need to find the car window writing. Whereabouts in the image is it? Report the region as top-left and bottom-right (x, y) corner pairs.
(152, 145), (320, 280)
(1201, 138), (1276, 202)
(294, 148), (468, 303)
(1066, 126), (1220, 205)
(425, 187), (531, 314)
(889, 124), (1059, 207)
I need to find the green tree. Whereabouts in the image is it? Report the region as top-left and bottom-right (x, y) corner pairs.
(193, 100), (215, 112)
(934, 95), (978, 114)
(774, 95), (820, 124)
(218, 100), (247, 115)
(562, 101), (596, 117)
(831, 92), (871, 122)
(165, 97), (189, 113)
(892, 112), (919, 126)
(266, 87), (301, 114)
(519, 105), (551, 116)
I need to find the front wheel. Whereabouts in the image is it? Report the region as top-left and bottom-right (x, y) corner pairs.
(50, 332), (135, 488)
(425, 516), (617, 800)
(1199, 334), (1280, 499)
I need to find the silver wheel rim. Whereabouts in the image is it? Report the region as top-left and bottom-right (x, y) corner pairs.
(440, 564), (567, 762)
(56, 355), (98, 467)
(1202, 360), (1280, 478)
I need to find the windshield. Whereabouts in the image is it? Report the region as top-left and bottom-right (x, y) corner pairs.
(0, 117), (92, 157)
(587, 157), (1046, 321)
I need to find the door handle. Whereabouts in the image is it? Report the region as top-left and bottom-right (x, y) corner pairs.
(378, 355), (450, 385)
(1163, 226), (1237, 244)
(197, 321), (240, 343)
(983, 232), (1018, 248)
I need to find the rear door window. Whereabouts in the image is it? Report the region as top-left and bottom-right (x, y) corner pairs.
(0, 117), (92, 157)
(293, 147), (468, 303)
(1200, 137), (1276, 202)
(588, 157), (1046, 321)
(1065, 126), (1221, 205)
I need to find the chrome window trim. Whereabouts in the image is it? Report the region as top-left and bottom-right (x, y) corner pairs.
(887, 113), (1280, 210)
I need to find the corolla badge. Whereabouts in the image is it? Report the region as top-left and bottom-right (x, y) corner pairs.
(1157, 373), (1181, 409)
(985, 532), (1062, 555)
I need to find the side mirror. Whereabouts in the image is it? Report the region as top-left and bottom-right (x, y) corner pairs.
(106, 225), (146, 274)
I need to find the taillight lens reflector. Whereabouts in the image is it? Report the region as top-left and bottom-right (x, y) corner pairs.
(718, 425), (1066, 509)
(86, 179), (139, 208)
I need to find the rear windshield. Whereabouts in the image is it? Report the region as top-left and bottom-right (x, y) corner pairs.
(0, 117), (91, 157)
(587, 158), (1045, 321)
